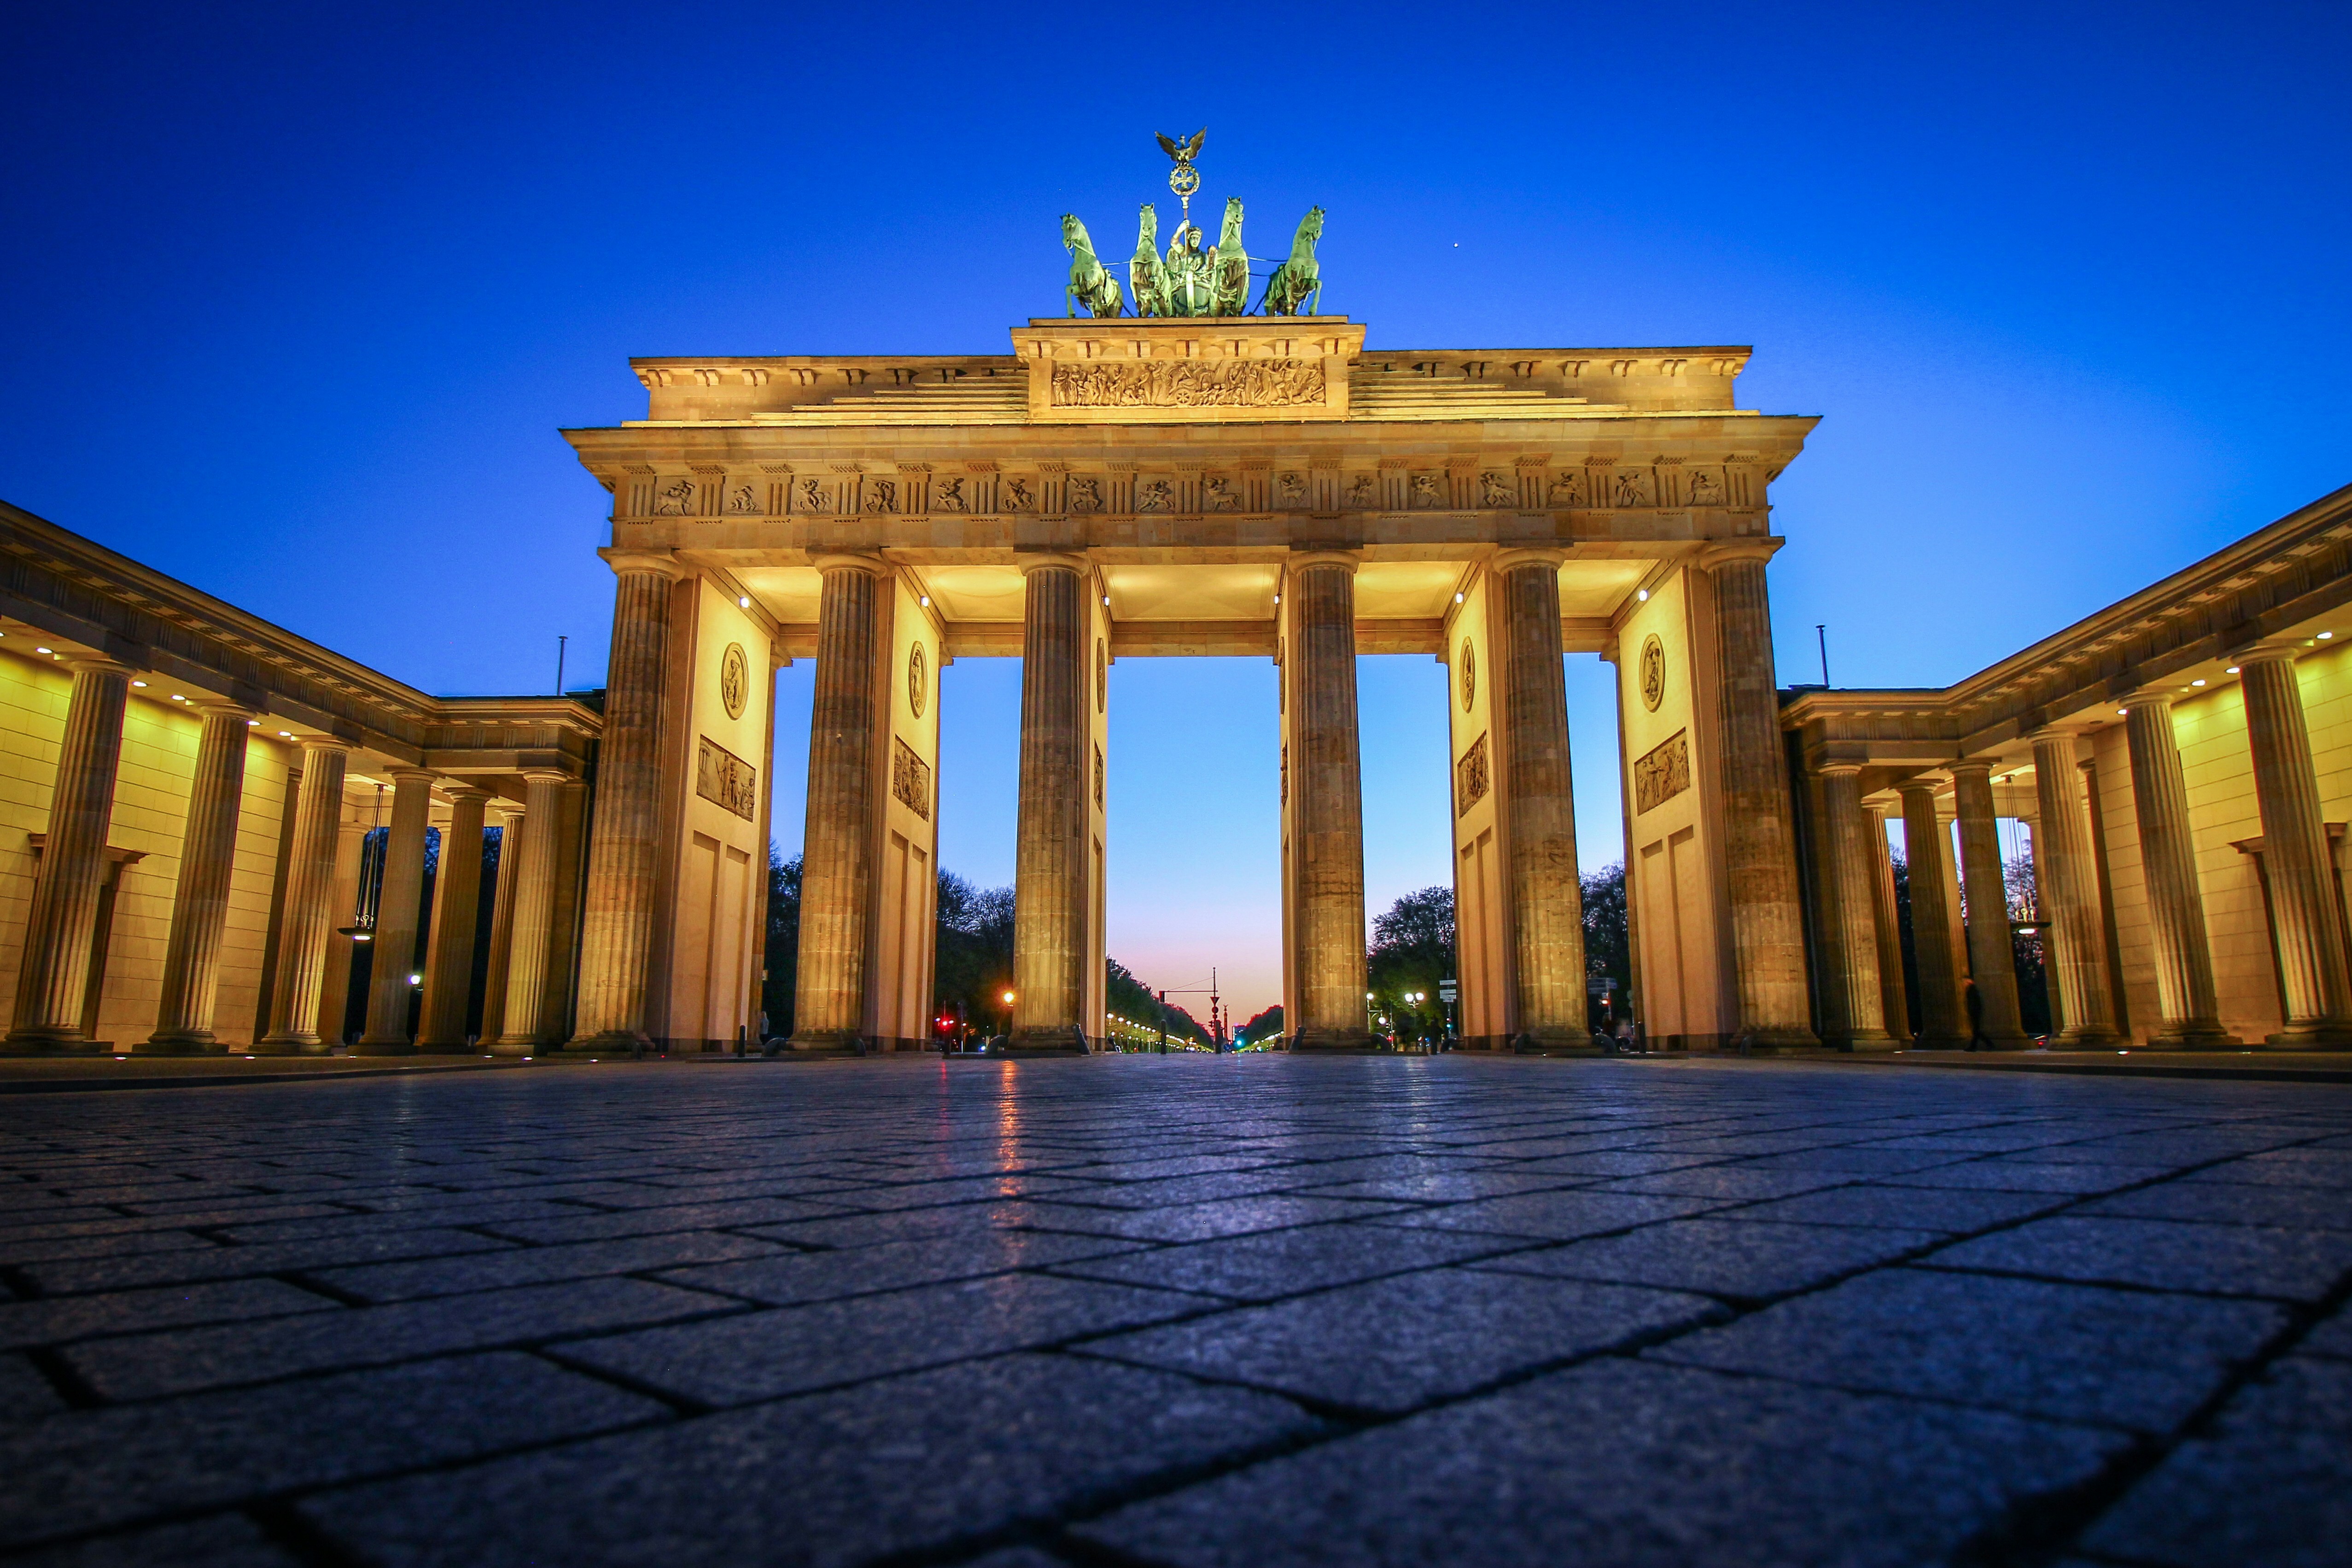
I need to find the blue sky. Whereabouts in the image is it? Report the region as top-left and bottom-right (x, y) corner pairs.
(4, 1), (2346, 1018)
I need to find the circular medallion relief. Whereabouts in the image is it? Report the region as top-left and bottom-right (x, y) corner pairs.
(907, 642), (928, 718)
(1459, 639), (1476, 711)
(1096, 638), (1107, 713)
(718, 642), (749, 721)
(1639, 634), (1666, 712)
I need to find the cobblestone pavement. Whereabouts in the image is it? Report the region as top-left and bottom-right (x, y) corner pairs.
(0, 1056), (2346, 1567)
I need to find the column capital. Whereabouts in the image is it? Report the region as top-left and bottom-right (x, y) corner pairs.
(811, 551), (891, 577)
(488, 799), (525, 824)
(2027, 723), (2085, 745)
(190, 699), (257, 722)
(598, 547), (689, 581)
(2233, 636), (2311, 666)
(385, 764), (437, 784)
(62, 654), (137, 679)
(1814, 761), (1865, 779)
(1286, 549), (1360, 575)
(294, 735), (350, 758)
(1696, 538), (1783, 571)
(1012, 551), (1087, 577)
(1947, 757), (1997, 780)
(519, 766), (573, 786)
(1489, 546), (1566, 573)
(441, 782), (496, 805)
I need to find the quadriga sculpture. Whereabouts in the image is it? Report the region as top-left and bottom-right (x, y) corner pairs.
(1261, 207), (1324, 316)
(1061, 214), (1124, 319)
(1130, 205), (1171, 319)
(1210, 198), (1250, 316)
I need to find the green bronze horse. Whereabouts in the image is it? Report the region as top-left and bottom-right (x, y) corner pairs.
(1210, 198), (1250, 316)
(1130, 204), (1170, 318)
(1062, 214), (1124, 319)
(1261, 206), (1324, 316)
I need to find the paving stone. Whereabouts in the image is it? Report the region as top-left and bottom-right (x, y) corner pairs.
(1477, 1218), (1942, 1303)
(0, 1352), (64, 1422)
(2077, 1177), (2352, 1230)
(557, 1273), (1207, 1405)
(310, 1230), (797, 1302)
(21, 1227), (517, 1295)
(1363, 1189), (1725, 1242)
(1083, 1265), (1722, 1413)
(0, 1352), (665, 1550)
(67, 1277), (732, 1400)
(1076, 1356), (2124, 1568)
(1018, 1193), (1408, 1241)
(1729, 1183), (2069, 1233)
(2300, 1306), (2352, 1358)
(1882, 1159), (2177, 1194)
(298, 1353), (1318, 1568)
(1279, 1172), (1578, 1203)
(659, 1228), (1142, 1305)
(2182, 1148), (2352, 1189)
(1925, 1214), (2352, 1300)
(1651, 1266), (2285, 1433)
(1582, 1166), (1856, 1201)
(479, 1196), (853, 1245)
(951, 1550), (1068, 1568)
(12, 1512), (302, 1566)
(0, 1277), (335, 1350)
(740, 1201), (1039, 1251)
(1051, 1221), (1519, 1301)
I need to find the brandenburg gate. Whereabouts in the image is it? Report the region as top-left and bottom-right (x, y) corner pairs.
(559, 315), (1824, 1055)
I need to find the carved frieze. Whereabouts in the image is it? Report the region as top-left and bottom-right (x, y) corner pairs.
(1345, 473), (1376, 509)
(796, 478), (830, 514)
(863, 479), (897, 514)
(1613, 469), (1655, 508)
(1547, 470), (1587, 507)
(891, 737), (932, 821)
(1202, 476), (1237, 512)
(1068, 476), (1103, 513)
(1137, 479), (1173, 513)
(1634, 729), (1690, 815)
(725, 483), (761, 514)
(1456, 733), (1490, 816)
(934, 476), (967, 512)
(1478, 471), (1515, 508)
(1048, 359), (1327, 409)
(696, 735), (759, 822)
(1001, 477), (1036, 513)
(654, 478), (697, 516)
(1410, 474), (1441, 509)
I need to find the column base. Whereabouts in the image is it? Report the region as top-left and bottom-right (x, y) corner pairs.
(2265, 1022), (2352, 1050)
(1830, 1029), (1901, 1053)
(1727, 1025), (1821, 1054)
(2051, 1026), (2124, 1049)
(0, 1032), (101, 1056)
(488, 1037), (543, 1057)
(350, 1038), (418, 1057)
(566, 1029), (652, 1054)
(133, 1032), (222, 1055)
(783, 1031), (866, 1055)
(250, 1034), (328, 1055)
(996, 1028), (1090, 1057)
(2144, 1025), (2242, 1050)
(409, 1040), (476, 1056)
(1287, 1032), (1389, 1054)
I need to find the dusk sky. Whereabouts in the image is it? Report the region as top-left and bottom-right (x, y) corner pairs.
(5, 2), (2347, 1020)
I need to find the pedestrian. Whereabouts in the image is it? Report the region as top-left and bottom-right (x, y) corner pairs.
(1964, 978), (1993, 1051)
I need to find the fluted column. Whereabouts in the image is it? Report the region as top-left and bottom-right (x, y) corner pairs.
(142, 702), (255, 1052)
(1818, 766), (1893, 1047)
(1494, 549), (1587, 1043)
(1700, 543), (1815, 1048)
(2124, 692), (2237, 1046)
(1009, 554), (1090, 1053)
(255, 739), (350, 1053)
(1287, 551), (1372, 1050)
(1951, 762), (2033, 1048)
(494, 772), (569, 1053)
(356, 767), (434, 1055)
(2031, 729), (2120, 1046)
(5, 658), (132, 1052)
(416, 785), (491, 1051)
(1865, 803), (1911, 1042)
(2239, 648), (2352, 1046)
(790, 556), (887, 1051)
(1898, 781), (1967, 1047)
(476, 800), (524, 1055)
(570, 554), (685, 1049)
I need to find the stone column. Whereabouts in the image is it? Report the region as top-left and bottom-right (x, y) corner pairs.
(1950, 762), (2033, 1048)
(1493, 549), (1587, 1044)
(356, 767), (435, 1055)
(2030, 729), (2120, 1046)
(1287, 551), (1372, 1050)
(494, 772), (570, 1054)
(2124, 692), (2237, 1046)
(1865, 803), (1911, 1042)
(142, 702), (254, 1052)
(416, 785), (491, 1052)
(1009, 554), (1090, 1053)
(477, 800), (524, 1055)
(1699, 543), (1815, 1048)
(1818, 766), (1893, 1047)
(1898, 781), (1968, 1047)
(2238, 647), (2352, 1046)
(790, 556), (886, 1052)
(569, 552), (684, 1051)
(4, 657), (132, 1052)
(255, 739), (350, 1053)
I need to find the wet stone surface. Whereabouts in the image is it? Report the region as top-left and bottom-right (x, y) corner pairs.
(0, 1054), (2346, 1565)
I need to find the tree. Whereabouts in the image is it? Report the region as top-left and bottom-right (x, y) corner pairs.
(2005, 849), (2051, 1037)
(759, 851), (800, 1039)
(1369, 886), (1453, 1040)
(1106, 958), (1211, 1046)
(934, 869), (1015, 1039)
(1582, 862), (1628, 1022)
(1237, 1004), (1284, 1045)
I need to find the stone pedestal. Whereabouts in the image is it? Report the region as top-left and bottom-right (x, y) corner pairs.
(1285, 551), (1375, 1052)
(1819, 766), (1893, 1048)
(494, 772), (569, 1054)
(1008, 555), (1091, 1055)
(416, 785), (491, 1052)
(1699, 544), (1816, 1049)
(355, 768), (434, 1055)
(4, 658), (132, 1053)
(1950, 763), (2033, 1049)
(1493, 550), (1588, 1047)
(255, 740), (350, 1054)
(570, 553), (683, 1051)
(141, 702), (253, 1053)
(2123, 693), (2238, 1047)
(2030, 730), (2120, 1046)
(791, 556), (887, 1053)
(1897, 781), (1968, 1048)
(2238, 649), (2352, 1047)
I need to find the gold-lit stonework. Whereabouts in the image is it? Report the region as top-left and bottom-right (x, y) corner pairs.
(1634, 729), (1690, 815)
(719, 643), (749, 720)
(1457, 733), (1490, 816)
(695, 735), (758, 821)
(1640, 634), (1665, 712)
